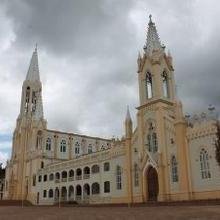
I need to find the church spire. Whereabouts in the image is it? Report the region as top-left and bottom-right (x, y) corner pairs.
(143, 15), (162, 55)
(26, 45), (40, 82)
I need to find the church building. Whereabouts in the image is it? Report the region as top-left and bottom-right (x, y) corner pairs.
(4, 16), (220, 205)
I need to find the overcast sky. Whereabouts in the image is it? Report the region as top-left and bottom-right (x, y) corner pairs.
(0, 0), (220, 165)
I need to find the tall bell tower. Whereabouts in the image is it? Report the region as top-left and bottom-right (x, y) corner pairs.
(5, 47), (47, 201)
(137, 15), (191, 201)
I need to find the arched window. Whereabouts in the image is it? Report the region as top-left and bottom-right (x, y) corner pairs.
(25, 87), (30, 113)
(75, 142), (80, 155)
(32, 175), (36, 186)
(146, 72), (153, 99)
(43, 174), (47, 182)
(104, 181), (110, 193)
(46, 138), (51, 151)
(116, 165), (122, 190)
(55, 172), (60, 180)
(60, 140), (66, 153)
(162, 71), (169, 98)
(49, 173), (54, 181)
(36, 131), (42, 149)
(49, 189), (53, 198)
(146, 123), (158, 153)
(92, 182), (100, 194)
(31, 91), (37, 112)
(152, 132), (158, 152)
(69, 170), (74, 177)
(171, 156), (178, 182)
(104, 162), (110, 171)
(200, 149), (211, 179)
(91, 165), (100, 174)
(134, 163), (139, 186)
(88, 144), (93, 154)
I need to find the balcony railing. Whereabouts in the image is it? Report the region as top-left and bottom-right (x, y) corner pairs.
(68, 176), (74, 181)
(83, 174), (90, 179)
(61, 178), (67, 182)
(55, 179), (60, 183)
(76, 175), (82, 180)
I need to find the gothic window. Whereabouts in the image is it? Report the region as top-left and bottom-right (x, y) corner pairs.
(146, 123), (158, 153)
(43, 174), (47, 182)
(152, 132), (158, 152)
(36, 131), (42, 149)
(38, 175), (42, 182)
(146, 72), (153, 99)
(88, 144), (93, 154)
(43, 190), (47, 198)
(116, 165), (122, 190)
(134, 163), (139, 187)
(32, 91), (37, 112)
(104, 181), (110, 193)
(92, 182), (100, 194)
(104, 162), (110, 171)
(60, 140), (66, 153)
(162, 71), (169, 98)
(32, 175), (36, 186)
(41, 161), (44, 169)
(46, 138), (51, 151)
(25, 87), (30, 113)
(49, 189), (53, 198)
(91, 165), (100, 174)
(49, 173), (54, 181)
(75, 142), (80, 155)
(200, 149), (211, 179)
(171, 156), (178, 182)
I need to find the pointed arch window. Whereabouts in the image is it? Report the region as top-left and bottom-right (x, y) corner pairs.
(146, 72), (153, 99)
(88, 144), (93, 154)
(200, 148), (211, 179)
(162, 71), (169, 98)
(46, 138), (51, 151)
(60, 140), (67, 153)
(146, 123), (158, 153)
(116, 165), (122, 190)
(134, 163), (139, 187)
(75, 142), (80, 155)
(25, 87), (30, 113)
(171, 156), (178, 182)
(36, 131), (42, 149)
(32, 91), (37, 112)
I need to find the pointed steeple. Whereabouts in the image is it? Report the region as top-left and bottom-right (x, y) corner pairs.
(143, 15), (162, 55)
(126, 105), (132, 121)
(125, 105), (133, 139)
(26, 45), (40, 82)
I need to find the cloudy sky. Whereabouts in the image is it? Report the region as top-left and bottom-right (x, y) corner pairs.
(0, 0), (220, 165)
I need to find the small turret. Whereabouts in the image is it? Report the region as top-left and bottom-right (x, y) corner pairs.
(125, 106), (133, 139)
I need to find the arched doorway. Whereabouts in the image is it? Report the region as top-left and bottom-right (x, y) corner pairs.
(147, 166), (159, 201)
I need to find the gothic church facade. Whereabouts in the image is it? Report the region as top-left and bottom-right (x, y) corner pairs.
(4, 16), (220, 205)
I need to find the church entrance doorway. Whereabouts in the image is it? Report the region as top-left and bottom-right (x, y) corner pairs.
(147, 166), (159, 201)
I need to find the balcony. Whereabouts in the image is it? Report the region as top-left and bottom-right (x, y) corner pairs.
(76, 175), (82, 180)
(83, 174), (90, 179)
(55, 179), (60, 183)
(68, 176), (74, 181)
(61, 178), (67, 182)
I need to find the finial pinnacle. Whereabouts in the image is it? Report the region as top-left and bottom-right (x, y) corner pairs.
(35, 43), (38, 52)
(149, 14), (152, 23)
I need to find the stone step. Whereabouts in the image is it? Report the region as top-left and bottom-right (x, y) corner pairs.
(0, 200), (33, 206)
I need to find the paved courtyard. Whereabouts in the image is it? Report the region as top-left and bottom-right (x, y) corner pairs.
(0, 205), (220, 220)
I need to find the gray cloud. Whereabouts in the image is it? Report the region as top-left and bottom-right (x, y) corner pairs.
(0, 0), (220, 147)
